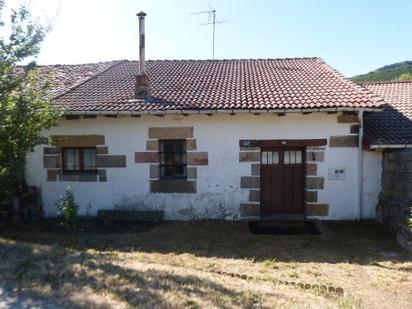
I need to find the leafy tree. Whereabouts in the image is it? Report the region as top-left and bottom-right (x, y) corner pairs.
(397, 73), (412, 81)
(0, 1), (61, 200)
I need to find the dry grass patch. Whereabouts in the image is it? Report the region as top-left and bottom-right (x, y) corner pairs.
(0, 220), (411, 308)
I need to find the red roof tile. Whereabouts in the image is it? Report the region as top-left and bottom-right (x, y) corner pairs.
(43, 58), (383, 112)
(37, 61), (121, 97)
(363, 81), (412, 146)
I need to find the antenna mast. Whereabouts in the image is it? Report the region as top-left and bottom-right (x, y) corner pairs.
(190, 6), (227, 59)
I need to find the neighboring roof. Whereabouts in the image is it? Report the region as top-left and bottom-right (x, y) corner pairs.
(363, 81), (412, 147)
(40, 58), (383, 113)
(37, 61), (122, 97)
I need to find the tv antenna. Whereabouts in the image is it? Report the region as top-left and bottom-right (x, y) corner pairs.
(190, 5), (227, 59)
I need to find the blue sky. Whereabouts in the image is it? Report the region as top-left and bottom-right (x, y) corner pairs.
(15, 0), (412, 77)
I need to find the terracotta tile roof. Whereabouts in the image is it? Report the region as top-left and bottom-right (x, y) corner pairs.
(36, 61), (122, 97)
(44, 58), (383, 113)
(363, 81), (412, 146)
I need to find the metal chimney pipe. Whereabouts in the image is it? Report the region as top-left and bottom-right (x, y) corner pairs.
(135, 11), (149, 98)
(137, 11), (146, 74)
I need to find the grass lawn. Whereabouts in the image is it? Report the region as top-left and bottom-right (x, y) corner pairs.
(0, 220), (411, 308)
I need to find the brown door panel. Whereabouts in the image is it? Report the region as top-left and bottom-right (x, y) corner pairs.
(260, 148), (305, 215)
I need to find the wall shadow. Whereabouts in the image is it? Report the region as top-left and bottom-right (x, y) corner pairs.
(0, 220), (410, 265)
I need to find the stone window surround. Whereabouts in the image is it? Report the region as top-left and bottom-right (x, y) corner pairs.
(238, 139), (329, 218)
(134, 127), (208, 193)
(43, 135), (126, 182)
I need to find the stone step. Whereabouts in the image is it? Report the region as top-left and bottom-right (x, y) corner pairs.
(248, 220), (322, 235)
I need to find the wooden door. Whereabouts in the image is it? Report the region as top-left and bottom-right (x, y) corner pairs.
(260, 148), (305, 215)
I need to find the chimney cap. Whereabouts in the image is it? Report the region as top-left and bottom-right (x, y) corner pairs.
(137, 11), (147, 18)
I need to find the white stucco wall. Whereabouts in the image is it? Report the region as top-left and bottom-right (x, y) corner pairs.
(361, 150), (383, 218)
(26, 112), (378, 220)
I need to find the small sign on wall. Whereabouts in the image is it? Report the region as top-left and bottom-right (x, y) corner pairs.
(328, 167), (346, 180)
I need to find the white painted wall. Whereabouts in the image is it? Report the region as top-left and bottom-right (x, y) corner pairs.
(26, 112), (379, 220)
(361, 150), (383, 218)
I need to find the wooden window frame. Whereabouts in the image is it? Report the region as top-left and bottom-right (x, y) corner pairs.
(61, 147), (98, 174)
(159, 139), (187, 179)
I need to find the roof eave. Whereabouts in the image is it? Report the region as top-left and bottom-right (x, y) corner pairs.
(64, 106), (383, 116)
(369, 144), (412, 149)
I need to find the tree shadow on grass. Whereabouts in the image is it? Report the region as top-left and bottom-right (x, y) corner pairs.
(0, 241), (281, 308)
(0, 220), (410, 265)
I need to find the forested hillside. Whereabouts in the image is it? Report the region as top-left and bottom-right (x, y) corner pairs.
(351, 61), (412, 83)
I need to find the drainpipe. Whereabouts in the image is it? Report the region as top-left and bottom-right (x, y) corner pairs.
(357, 110), (364, 220)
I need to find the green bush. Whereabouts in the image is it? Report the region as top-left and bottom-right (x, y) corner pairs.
(55, 186), (78, 227)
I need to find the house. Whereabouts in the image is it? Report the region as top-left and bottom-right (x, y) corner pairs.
(25, 13), (386, 221)
(363, 81), (412, 250)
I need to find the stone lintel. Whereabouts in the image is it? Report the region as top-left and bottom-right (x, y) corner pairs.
(149, 127), (194, 139)
(51, 135), (105, 147)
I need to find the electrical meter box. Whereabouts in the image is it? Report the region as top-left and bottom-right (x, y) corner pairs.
(328, 167), (346, 180)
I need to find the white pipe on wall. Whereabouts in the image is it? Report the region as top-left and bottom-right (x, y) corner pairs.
(358, 110), (364, 220)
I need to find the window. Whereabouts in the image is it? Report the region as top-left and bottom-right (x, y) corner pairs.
(62, 147), (97, 173)
(261, 151), (279, 165)
(159, 140), (187, 178)
(284, 150), (302, 164)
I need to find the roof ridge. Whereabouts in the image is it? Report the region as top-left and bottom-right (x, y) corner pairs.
(144, 57), (321, 62)
(37, 57), (323, 67)
(36, 60), (128, 68)
(316, 58), (385, 107)
(16, 60), (124, 69)
(362, 80), (412, 85)
(54, 60), (126, 99)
